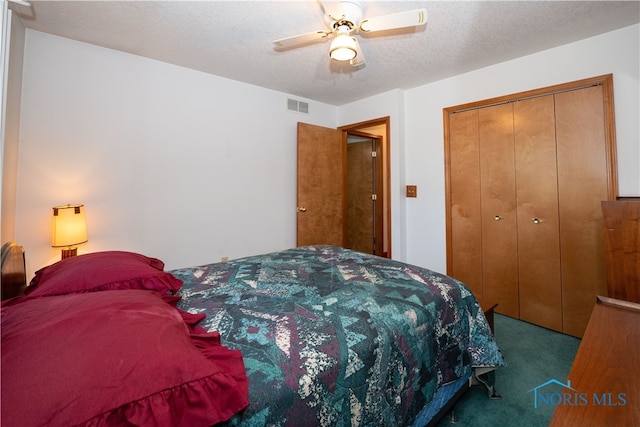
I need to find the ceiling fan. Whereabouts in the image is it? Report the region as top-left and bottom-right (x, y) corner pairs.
(273, 1), (428, 67)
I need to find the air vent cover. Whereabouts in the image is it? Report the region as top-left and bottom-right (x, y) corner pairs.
(287, 98), (309, 114)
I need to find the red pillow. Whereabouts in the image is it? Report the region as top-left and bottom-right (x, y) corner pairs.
(1, 289), (249, 427)
(25, 251), (183, 297)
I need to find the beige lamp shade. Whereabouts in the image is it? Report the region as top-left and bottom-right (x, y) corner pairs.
(52, 204), (88, 248)
(329, 33), (357, 61)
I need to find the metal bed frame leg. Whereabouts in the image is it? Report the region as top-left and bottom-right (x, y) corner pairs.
(446, 408), (459, 423)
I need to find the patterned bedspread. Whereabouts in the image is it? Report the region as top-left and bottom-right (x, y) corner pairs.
(171, 246), (504, 426)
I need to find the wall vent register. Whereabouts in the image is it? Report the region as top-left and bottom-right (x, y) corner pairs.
(287, 98), (309, 114)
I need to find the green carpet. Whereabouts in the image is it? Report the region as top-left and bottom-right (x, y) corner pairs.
(436, 314), (581, 426)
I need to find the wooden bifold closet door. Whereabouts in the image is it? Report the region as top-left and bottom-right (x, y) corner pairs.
(444, 75), (617, 338)
(513, 95), (563, 332)
(478, 103), (519, 318)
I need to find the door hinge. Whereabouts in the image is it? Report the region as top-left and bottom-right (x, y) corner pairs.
(371, 194), (377, 201)
(371, 151), (377, 158)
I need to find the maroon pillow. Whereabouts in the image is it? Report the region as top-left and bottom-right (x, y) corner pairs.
(25, 251), (183, 297)
(1, 289), (249, 427)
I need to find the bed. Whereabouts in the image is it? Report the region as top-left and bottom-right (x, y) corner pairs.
(1, 244), (503, 427)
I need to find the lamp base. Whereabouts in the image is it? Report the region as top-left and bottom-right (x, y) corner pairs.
(61, 248), (77, 260)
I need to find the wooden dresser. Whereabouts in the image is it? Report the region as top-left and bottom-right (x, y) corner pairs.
(550, 296), (640, 426)
(601, 198), (640, 303)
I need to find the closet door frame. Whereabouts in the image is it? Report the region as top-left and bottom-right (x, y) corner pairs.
(443, 74), (618, 292)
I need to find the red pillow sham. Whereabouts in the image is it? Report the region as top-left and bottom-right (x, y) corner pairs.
(25, 250), (183, 297)
(1, 289), (249, 427)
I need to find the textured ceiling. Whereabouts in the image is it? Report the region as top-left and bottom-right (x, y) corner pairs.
(11, 0), (640, 106)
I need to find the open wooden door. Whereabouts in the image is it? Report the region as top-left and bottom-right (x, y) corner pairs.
(296, 122), (346, 247)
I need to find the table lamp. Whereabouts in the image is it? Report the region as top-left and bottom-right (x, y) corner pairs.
(52, 204), (88, 260)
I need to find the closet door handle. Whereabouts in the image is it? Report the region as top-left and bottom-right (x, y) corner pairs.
(297, 207), (307, 213)
(532, 218), (543, 224)
(494, 215), (503, 221)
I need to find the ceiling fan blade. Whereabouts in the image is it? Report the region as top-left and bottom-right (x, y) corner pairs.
(359, 8), (428, 32)
(350, 38), (366, 67)
(320, 1), (346, 22)
(273, 31), (332, 49)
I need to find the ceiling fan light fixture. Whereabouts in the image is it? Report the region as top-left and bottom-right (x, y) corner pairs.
(274, 1), (427, 68)
(329, 33), (357, 61)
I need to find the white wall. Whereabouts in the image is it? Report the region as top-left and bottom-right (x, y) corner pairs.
(16, 30), (337, 278)
(0, 1), (6, 230)
(401, 24), (640, 274)
(1, 6), (25, 244)
(13, 24), (640, 280)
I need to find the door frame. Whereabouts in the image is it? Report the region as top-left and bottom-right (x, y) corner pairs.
(346, 131), (384, 256)
(340, 116), (392, 258)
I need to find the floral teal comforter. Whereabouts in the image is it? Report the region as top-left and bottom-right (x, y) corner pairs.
(171, 245), (504, 426)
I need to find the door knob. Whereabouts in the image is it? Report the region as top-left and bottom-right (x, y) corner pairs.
(494, 215), (503, 221)
(297, 207), (307, 213)
(532, 218), (543, 224)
